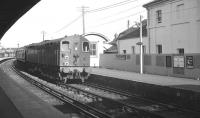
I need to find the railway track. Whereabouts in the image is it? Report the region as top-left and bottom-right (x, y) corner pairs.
(10, 62), (111, 118)
(6, 59), (199, 118)
(65, 83), (200, 118)
(11, 60), (157, 118)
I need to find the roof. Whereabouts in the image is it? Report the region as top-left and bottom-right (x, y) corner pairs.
(116, 19), (147, 40)
(0, 0), (40, 40)
(143, 0), (170, 8)
(104, 45), (118, 54)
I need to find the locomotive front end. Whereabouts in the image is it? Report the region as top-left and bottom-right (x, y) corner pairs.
(59, 35), (91, 83)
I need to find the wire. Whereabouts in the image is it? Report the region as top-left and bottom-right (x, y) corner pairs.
(53, 15), (82, 34)
(90, 5), (198, 29)
(100, 3), (145, 20)
(90, 10), (146, 28)
(87, 0), (138, 13)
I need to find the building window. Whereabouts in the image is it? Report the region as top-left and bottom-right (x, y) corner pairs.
(176, 4), (184, 19)
(156, 10), (162, 23)
(143, 45), (146, 54)
(132, 46), (135, 54)
(123, 50), (126, 54)
(156, 44), (162, 54)
(177, 48), (184, 54)
(90, 43), (97, 56)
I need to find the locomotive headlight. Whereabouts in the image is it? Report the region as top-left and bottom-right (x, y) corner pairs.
(64, 55), (69, 60)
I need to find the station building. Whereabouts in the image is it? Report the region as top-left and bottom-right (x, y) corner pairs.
(143, 0), (200, 54)
(99, 0), (200, 79)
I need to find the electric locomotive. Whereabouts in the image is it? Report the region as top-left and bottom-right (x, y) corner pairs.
(16, 35), (91, 83)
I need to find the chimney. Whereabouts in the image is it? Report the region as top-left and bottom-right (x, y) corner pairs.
(127, 20), (130, 29)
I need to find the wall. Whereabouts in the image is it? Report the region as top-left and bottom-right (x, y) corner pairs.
(100, 53), (200, 79)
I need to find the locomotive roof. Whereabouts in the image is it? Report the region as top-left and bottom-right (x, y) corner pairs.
(25, 35), (88, 48)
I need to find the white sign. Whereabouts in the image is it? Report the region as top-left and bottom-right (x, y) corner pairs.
(173, 56), (184, 68)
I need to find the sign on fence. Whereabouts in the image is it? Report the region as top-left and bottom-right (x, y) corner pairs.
(173, 56), (184, 68)
(186, 56), (193, 69)
(116, 54), (130, 60)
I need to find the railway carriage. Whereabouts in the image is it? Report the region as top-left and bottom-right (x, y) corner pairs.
(15, 48), (26, 62)
(16, 35), (91, 83)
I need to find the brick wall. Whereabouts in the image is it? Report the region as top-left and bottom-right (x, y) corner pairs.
(100, 53), (200, 79)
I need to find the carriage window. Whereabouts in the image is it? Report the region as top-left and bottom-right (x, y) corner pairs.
(62, 41), (69, 51)
(83, 42), (89, 52)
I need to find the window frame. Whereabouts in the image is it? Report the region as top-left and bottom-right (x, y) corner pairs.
(142, 45), (146, 54)
(90, 42), (98, 57)
(177, 48), (184, 55)
(156, 10), (162, 23)
(131, 46), (135, 54)
(61, 41), (70, 51)
(156, 44), (162, 54)
(82, 41), (90, 52)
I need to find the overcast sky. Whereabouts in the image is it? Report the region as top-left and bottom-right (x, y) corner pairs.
(1, 0), (152, 48)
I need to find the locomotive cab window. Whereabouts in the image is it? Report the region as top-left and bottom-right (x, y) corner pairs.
(61, 41), (70, 51)
(82, 42), (89, 52)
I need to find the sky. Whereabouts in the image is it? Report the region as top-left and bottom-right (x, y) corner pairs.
(1, 0), (153, 48)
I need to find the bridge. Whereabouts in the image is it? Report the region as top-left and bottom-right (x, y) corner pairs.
(82, 32), (110, 42)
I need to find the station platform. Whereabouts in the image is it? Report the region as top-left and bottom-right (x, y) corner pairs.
(0, 61), (66, 118)
(90, 68), (200, 92)
(88, 67), (200, 112)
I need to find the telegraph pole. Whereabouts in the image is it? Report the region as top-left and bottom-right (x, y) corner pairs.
(140, 15), (143, 74)
(81, 6), (88, 35)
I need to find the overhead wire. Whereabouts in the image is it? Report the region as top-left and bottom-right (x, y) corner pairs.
(89, 10), (146, 28)
(87, 0), (138, 13)
(49, 0), (140, 36)
(90, 5), (198, 29)
(99, 3), (145, 20)
(53, 15), (82, 34)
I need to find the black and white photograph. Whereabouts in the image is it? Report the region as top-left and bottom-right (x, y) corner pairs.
(0, 0), (200, 118)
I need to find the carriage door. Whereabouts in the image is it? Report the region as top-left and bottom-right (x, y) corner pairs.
(61, 41), (70, 66)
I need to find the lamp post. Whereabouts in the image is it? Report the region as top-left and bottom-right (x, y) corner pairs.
(136, 15), (143, 74)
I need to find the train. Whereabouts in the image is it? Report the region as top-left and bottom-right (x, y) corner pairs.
(15, 35), (91, 83)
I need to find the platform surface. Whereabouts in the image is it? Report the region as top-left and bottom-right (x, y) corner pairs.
(91, 68), (200, 92)
(0, 60), (67, 118)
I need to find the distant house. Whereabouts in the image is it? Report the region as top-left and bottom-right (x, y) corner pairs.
(143, 0), (200, 54)
(0, 48), (16, 57)
(115, 20), (148, 54)
(104, 37), (118, 54)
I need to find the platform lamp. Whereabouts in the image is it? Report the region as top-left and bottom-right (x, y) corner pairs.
(136, 41), (143, 74)
(136, 15), (143, 74)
